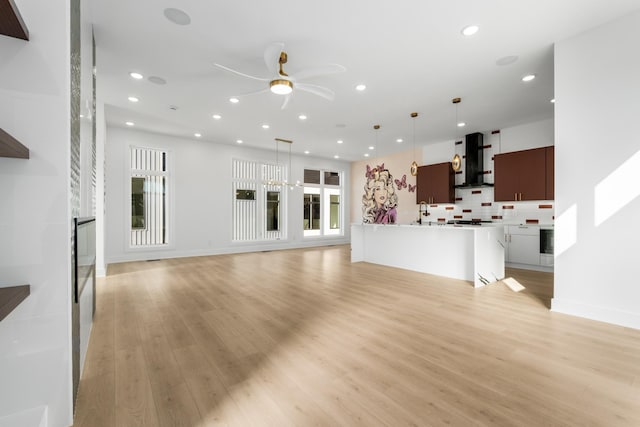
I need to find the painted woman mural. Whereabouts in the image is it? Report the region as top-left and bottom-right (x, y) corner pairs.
(362, 165), (398, 224)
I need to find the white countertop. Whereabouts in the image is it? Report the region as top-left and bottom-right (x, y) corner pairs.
(354, 222), (505, 229)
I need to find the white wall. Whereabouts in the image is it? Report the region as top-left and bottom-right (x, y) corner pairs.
(422, 118), (554, 166)
(500, 118), (554, 153)
(105, 127), (351, 264)
(0, 0), (73, 425)
(552, 10), (640, 329)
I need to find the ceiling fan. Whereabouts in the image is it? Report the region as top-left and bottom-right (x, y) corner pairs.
(214, 42), (346, 109)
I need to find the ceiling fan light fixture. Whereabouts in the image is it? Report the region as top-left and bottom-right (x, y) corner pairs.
(270, 79), (293, 95)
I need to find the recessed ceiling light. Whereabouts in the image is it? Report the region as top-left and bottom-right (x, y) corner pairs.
(125, 121), (134, 126)
(304, 150), (310, 154)
(522, 74), (536, 82)
(148, 76), (167, 85)
(364, 153), (370, 157)
(129, 72), (143, 80)
(236, 139), (243, 144)
(368, 146), (375, 150)
(334, 155), (340, 159)
(496, 55), (518, 66)
(550, 98), (556, 103)
(229, 97), (239, 103)
(457, 122), (466, 127)
(355, 84), (367, 91)
(396, 138), (403, 143)
(212, 114), (222, 120)
(194, 133), (201, 138)
(262, 124), (270, 129)
(128, 96), (139, 103)
(337, 140), (343, 144)
(298, 114), (307, 120)
(79, 114), (84, 118)
(163, 8), (191, 25)
(461, 25), (479, 36)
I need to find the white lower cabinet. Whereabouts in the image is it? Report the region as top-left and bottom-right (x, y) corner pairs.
(505, 225), (540, 266)
(540, 254), (554, 266)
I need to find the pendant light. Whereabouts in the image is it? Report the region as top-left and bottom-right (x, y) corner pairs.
(410, 112), (418, 176)
(266, 137), (297, 188)
(374, 124), (380, 157)
(451, 97), (462, 171)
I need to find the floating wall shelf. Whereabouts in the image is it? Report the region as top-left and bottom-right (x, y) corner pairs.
(0, 0), (29, 40)
(0, 285), (30, 321)
(0, 128), (29, 158)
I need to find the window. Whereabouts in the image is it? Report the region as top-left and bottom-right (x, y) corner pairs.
(129, 147), (169, 247)
(324, 171), (340, 186)
(232, 159), (287, 242)
(330, 194), (340, 229)
(304, 191), (321, 231)
(131, 177), (145, 229)
(236, 189), (256, 200)
(304, 169), (321, 184)
(266, 191), (280, 231)
(303, 169), (343, 237)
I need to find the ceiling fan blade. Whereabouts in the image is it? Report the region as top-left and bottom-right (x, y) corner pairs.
(235, 88), (270, 97)
(280, 93), (292, 110)
(213, 63), (270, 82)
(293, 64), (346, 81)
(264, 42), (285, 76)
(296, 83), (335, 101)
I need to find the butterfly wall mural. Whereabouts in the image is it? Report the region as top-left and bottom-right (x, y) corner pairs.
(362, 163), (417, 224)
(395, 174), (407, 190)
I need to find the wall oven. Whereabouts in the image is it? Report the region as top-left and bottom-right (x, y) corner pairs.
(540, 227), (554, 266)
(540, 228), (554, 254)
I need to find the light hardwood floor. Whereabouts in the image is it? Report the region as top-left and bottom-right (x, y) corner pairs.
(74, 245), (640, 426)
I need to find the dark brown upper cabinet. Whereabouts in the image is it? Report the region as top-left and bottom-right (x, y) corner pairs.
(494, 146), (554, 201)
(545, 146), (554, 200)
(416, 162), (455, 204)
(0, 0), (29, 40)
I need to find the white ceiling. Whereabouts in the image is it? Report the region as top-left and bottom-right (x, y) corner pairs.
(89, 0), (639, 161)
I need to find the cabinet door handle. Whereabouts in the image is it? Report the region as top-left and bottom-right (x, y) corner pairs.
(514, 193), (517, 201)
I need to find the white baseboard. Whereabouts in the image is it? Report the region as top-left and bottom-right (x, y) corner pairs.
(105, 238), (350, 266)
(96, 266), (107, 277)
(0, 405), (47, 427)
(506, 262), (553, 273)
(551, 298), (640, 330)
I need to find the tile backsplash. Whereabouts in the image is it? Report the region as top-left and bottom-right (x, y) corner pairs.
(424, 187), (554, 225)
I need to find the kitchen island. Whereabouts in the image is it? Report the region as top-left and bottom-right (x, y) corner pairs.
(351, 223), (505, 287)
